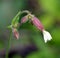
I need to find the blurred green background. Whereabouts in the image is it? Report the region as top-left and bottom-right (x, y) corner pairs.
(0, 0), (60, 58)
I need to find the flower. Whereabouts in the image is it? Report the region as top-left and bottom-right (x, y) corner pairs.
(31, 15), (52, 43)
(12, 28), (19, 39)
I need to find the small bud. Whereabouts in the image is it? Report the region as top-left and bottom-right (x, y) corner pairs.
(31, 16), (44, 31)
(12, 28), (19, 39)
(42, 30), (52, 43)
(21, 16), (28, 24)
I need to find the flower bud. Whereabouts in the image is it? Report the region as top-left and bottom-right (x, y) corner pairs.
(21, 16), (28, 24)
(12, 28), (19, 39)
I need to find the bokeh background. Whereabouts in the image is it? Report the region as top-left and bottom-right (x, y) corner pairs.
(0, 0), (60, 58)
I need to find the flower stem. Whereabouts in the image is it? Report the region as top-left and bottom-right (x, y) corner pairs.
(6, 31), (12, 58)
(21, 10), (31, 14)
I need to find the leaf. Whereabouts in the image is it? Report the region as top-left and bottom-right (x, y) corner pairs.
(11, 11), (21, 26)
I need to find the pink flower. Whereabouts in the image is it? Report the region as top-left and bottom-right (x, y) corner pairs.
(12, 28), (19, 39)
(31, 16), (52, 43)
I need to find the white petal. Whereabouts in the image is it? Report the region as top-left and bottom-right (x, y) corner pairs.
(43, 30), (52, 43)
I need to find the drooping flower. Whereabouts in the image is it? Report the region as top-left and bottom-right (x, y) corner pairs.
(30, 15), (52, 43)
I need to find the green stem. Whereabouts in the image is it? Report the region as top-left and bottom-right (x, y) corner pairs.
(21, 10), (31, 14)
(6, 31), (12, 58)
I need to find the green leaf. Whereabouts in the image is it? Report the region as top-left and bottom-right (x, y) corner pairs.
(11, 11), (21, 26)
